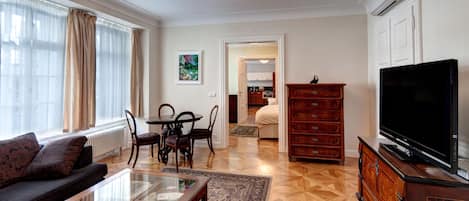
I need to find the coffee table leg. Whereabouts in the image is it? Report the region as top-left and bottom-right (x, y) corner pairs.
(202, 185), (208, 201)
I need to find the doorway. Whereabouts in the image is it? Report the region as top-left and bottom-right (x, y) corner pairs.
(218, 35), (286, 152)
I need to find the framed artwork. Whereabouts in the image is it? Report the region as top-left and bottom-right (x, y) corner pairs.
(177, 50), (202, 85)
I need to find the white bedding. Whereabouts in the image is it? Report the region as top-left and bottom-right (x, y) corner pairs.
(255, 104), (279, 125)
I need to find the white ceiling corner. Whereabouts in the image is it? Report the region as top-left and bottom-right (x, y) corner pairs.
(122, 0), (367, 27)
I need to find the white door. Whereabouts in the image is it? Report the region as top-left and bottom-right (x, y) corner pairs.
(237, 59), (248, 123)
(376, 18), (391, 68)
(390, 5), (415, 66)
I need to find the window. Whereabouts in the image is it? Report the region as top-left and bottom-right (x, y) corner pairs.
(0, 0), (67, 139)
(95, 19), (131, 124)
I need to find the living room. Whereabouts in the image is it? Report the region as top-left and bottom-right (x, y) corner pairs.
(1, 0), (469, 201)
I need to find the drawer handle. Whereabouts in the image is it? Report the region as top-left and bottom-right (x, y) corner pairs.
(311, 102), (319, 106)
(311, 90), (318, 95)
(311, 138), (319, 142)
(312, 150), (319, 154)
(311, 114), (318, 118)
(311, 126), (319, 130)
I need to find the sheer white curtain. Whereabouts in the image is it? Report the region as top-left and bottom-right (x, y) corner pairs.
(95, 19), (131, 124)
(0, 0), (67, 139)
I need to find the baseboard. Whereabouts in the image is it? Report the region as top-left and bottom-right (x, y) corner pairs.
(345, 149), (359, 158)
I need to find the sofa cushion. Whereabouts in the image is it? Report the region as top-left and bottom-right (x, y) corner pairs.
(0, 163), (107, 201)
(26, 136), (87, 179)
(73, 146), (93, 169)
(0, 133), (40, 188)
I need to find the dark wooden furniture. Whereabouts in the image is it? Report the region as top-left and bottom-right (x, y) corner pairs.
(192, 105), (218, 155)
(229, 95), (238, 123)
(158, 103), (175, 143)
(357, 136), (469, 201)
(125, 110), (161, 168)
(165, 111), (196, 172)
(67, 169), (209, 201)
(272, 72), (276, 97)
(286, 83), (346, 164)
(146, 113), (203, 165)
(248, 90), (267, 106)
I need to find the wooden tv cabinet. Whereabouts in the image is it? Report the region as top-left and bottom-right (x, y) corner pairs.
(357, 136), (469, 201)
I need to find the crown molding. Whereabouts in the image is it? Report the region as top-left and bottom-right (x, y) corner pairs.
(161, 5), (366, 27)
(57, 0), (160, 27)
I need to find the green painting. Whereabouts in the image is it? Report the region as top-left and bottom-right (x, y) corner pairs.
(178, 52), (201, 83)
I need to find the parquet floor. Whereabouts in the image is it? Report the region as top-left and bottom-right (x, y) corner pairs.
(99, 136), (358, 201)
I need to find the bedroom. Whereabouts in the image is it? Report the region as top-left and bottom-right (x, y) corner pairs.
(228, 42), (280, 140)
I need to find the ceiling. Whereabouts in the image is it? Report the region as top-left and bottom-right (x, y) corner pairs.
(120, 0), (366, 26)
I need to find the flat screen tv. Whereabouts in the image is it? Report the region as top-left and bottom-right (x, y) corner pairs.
(380, 59), (458, 173)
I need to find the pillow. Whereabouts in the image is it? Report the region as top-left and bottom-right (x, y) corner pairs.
(268, 98), (278, 105)
(0, 133), (40, 188)
(25, 136), (87, 180)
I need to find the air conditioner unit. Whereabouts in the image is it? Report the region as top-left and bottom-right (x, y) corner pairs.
(371, 0), (403, 16)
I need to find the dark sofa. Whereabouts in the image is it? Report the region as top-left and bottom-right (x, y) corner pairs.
(0, 146), (107, 201)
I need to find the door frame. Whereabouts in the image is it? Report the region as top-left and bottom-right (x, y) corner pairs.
(218, 34), (287, 152)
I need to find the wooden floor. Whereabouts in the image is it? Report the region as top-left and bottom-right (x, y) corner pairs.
(239, 105), (262, 126)
(100, 136), (358, 201)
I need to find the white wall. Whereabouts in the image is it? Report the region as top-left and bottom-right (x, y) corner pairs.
(160, 15), (369, 155)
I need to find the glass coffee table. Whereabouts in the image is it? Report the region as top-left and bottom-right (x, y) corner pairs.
(67, 169), (209, 201)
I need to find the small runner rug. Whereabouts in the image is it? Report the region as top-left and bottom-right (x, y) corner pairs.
(230, 125), (258, 137)
(162, 168), (271, 201)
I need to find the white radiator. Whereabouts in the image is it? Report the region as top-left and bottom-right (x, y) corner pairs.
(85, 126), (125, 158)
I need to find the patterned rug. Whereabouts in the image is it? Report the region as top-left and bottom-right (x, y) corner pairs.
(162, 168), (271, 201)
(230, 125), (258, 137)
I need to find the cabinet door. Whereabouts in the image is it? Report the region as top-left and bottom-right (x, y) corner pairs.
(390, 5), (415, 66)
(361, 147), (378, 196)
(377, 160), (405, 201)
(375, 18), (391, 68)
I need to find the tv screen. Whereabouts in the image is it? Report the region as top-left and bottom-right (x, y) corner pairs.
(380, 59), (458, 171)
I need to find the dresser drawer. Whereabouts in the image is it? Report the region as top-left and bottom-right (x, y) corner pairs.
(290, 99), (342, 111)
(290, 122), (341, 134)
(291, 146), (341, 159)
(289, 85), (342, 98)
(290, 135), (341, 146)
(291, 110), (341, 122)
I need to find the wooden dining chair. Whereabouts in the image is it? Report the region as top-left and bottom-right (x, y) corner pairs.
(158, 103), (175, 134)
(191, 105), (218, 155)
(125, 110), (161, 168)
(165, 111), (195, 172)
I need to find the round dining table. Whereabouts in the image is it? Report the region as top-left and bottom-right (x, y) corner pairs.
(145, 113), (203, 164)
(145, 114), (203, 125)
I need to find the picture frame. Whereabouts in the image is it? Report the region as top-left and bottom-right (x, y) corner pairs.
(176, 50), (202, 85)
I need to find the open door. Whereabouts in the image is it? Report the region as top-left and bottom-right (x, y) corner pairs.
(237, 58), (248, 124)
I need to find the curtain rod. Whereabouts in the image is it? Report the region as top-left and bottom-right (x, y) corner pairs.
(44, 0), (135, 30)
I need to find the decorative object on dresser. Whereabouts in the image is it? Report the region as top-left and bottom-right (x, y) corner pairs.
(287, 83), (345, 164)
(357, 136), (469, 201)
(309, 74), (319, 84)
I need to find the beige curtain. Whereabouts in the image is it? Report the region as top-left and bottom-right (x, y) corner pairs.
(63, 9), (97, 132)
(130, 29), (144, 117)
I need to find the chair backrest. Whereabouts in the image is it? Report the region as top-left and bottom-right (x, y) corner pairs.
(173, 111), (195, 137)
(124, 110), (137, 138)
(159, 103), (175, 117)
(208, 105), (219, 132)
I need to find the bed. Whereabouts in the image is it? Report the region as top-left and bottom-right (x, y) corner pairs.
(255, 103), (279, 139)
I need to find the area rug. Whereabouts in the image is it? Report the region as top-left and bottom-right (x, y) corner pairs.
(162, 168), (271, 201)
(230, 125), (258, 137)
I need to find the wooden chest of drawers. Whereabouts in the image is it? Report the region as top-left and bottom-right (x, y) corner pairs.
(287, 83), (345, 163)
